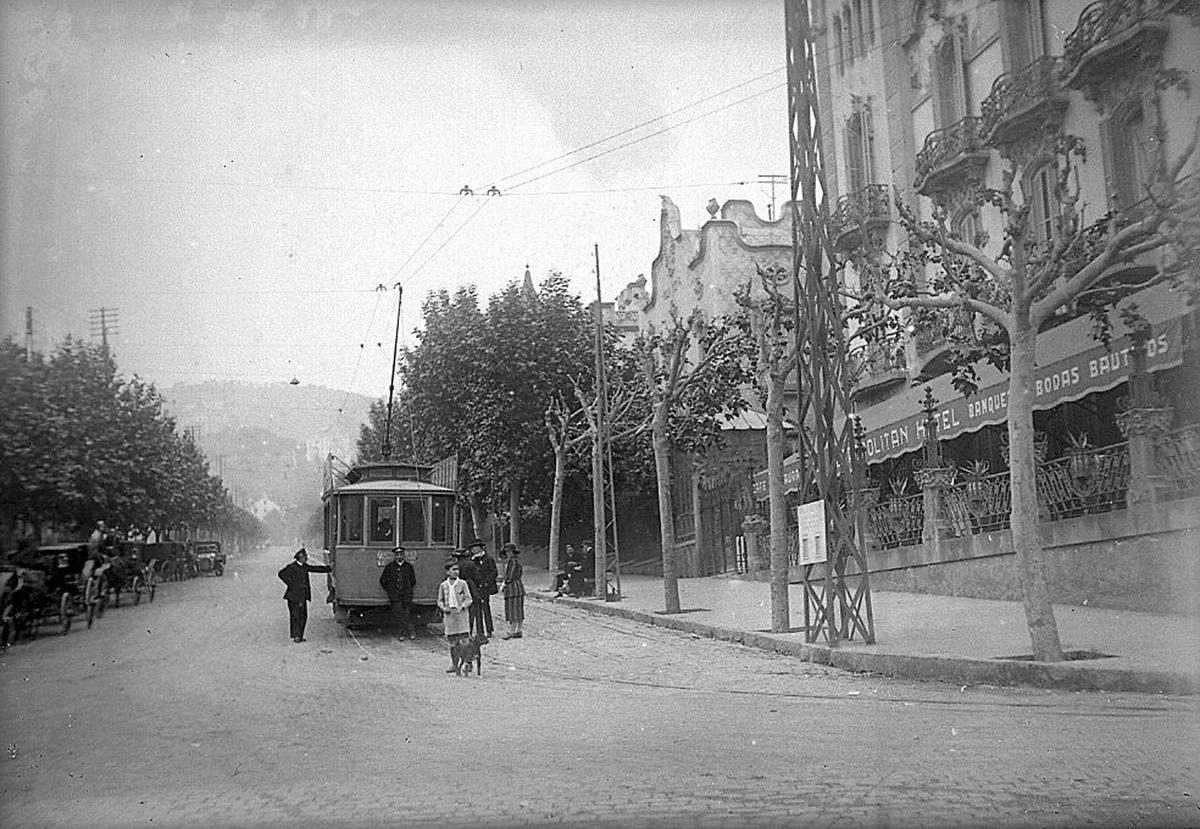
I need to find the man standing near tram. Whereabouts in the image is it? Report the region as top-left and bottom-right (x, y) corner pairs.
(278, 548), (332, 643)
(379, 545), (416, 640)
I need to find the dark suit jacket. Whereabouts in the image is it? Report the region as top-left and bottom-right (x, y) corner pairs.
(278, 560), (331, 603)
(379, 560), (415, 602)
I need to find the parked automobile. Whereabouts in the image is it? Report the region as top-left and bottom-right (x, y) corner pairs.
(191, 540), (225, 576)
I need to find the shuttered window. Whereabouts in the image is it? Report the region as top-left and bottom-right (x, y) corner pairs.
(1027, 163), (1058, 244)
(934, 33), (969, 127)
(844, 101), (876, 193)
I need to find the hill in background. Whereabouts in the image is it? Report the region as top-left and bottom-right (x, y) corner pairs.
(161, 381), (374, 543)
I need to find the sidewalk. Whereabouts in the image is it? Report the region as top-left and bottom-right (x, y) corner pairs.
(525, 568), (1200, 694)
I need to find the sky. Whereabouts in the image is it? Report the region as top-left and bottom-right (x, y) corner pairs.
(1, 0), (790, 402)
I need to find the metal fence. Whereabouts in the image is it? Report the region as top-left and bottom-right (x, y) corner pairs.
(1157, 424), (1200, 500)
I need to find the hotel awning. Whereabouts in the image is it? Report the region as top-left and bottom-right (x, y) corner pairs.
(753, 287), (1189, 496)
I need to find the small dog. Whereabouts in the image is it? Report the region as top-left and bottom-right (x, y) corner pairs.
(451, 633), (486, 677)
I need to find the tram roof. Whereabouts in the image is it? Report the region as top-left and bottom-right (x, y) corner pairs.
(327, 479), (456, 496)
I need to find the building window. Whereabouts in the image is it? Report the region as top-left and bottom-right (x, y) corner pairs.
(1104, 100), (1154, 212)
(952, 209), (983, 248)
(933, 31), (970, 127)
(844, 100), (876, 193)
(1026, 163), (1059, 245)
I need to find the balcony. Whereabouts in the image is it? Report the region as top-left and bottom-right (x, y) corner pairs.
(980, 56), (1069, 147)
(912, 307), (974, 378)
(1062, 0), (1172, 91)
(851, 342), (907, 400)
(913, 117), (990, 198)
(831, 184), (892, 251)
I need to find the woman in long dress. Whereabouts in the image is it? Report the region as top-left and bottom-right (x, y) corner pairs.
(499, 542), (525, 639)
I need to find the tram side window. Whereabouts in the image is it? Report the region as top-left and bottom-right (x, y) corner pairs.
(399, 498), (426, 543)
(338, 495), (364, 543)
(431, 495), (453, 543)
(368, 497), (397, 544)
(324, 502), (335, 549)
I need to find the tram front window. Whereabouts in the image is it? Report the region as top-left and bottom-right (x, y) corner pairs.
(338, 495), (364, 543)
(431, 495), (453, 543)
(399, 499), (426, 543)
(368, 497), (397, 544)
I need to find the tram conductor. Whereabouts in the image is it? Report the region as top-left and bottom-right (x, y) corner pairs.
(278, 548), (332, 643)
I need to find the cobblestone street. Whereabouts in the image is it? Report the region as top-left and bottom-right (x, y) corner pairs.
(2, 546), (1198, 829)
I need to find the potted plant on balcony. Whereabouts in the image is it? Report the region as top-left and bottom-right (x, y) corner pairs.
(1064, 431), (1100, 498)
(959, 459), (993, 523)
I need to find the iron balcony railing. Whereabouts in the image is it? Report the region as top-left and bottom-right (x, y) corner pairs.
(980, 56), (1067, 146)
(913, 116), (988, 196)
(830, 184), (891, 250)
(1062, 0), (1173, 87)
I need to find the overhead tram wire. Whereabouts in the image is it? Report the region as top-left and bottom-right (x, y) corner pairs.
(502, 83), (785, 193)
(490, 65), (786, 188)
(480, 0), (993, 196)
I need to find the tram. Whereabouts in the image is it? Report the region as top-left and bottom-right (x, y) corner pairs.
(321, 459), (457, 628)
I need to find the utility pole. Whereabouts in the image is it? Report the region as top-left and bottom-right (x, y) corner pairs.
(89, 307), (119, 351)
(785, 0), (874, 645)
(758, 173), (788, 220)
(591, 245), (621, 601)
(25, 307), (33, 361)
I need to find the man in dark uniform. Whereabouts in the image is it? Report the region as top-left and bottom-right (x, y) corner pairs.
(455, 542), (484, 640)
(470, 542), (498, 639)
(379, 546), (416, 640)
(278, 548), (332, 643)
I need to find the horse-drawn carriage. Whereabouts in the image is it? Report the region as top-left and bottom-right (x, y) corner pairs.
(0, 543), (99, 640)
(92, 542), (157, 609)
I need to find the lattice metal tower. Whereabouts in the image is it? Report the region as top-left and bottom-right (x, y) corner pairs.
(785, 0), (874, 645)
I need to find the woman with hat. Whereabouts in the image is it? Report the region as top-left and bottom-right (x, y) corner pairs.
(499, 542), (525, 639)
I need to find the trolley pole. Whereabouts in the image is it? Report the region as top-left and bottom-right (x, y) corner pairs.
(382, 283), (403, 459)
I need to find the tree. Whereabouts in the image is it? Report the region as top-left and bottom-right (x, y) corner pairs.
(860, 110), (1200, 661)
(637, 314), (753, 613)
(0, 336), (254, 544)
(355, 398), (416, 464)
(736, 266), (802, 633)
(400, 273), (594, 550)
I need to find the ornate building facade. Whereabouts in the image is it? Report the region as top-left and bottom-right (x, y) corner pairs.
(791, 0), (1200, 611)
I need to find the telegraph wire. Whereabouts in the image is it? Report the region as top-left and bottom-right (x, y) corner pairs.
(504, 82), (785, 193)
(492, 65), (786, 187)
